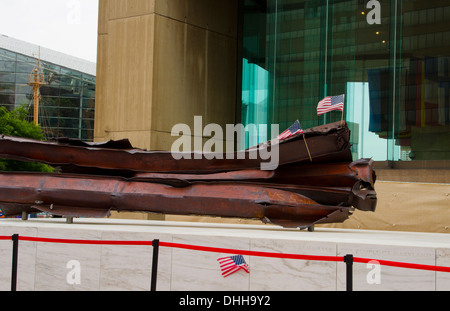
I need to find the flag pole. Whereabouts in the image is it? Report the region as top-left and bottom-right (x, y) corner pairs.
(340, 95), (346, 125)
(280, 120), (313, 162)
(303, 134), (313, 162)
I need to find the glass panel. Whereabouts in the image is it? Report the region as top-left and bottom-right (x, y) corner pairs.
(0, 47), (94, 140)
(15, 73), (31, 84)
(16, 54), (36, 64)
(14, 94), (31, 107)
(80, 129), (94, 141)
(46, 72), (62, 86)
(81, 117), (94, 130)
(42, 62), (60, 74)
(268, 0), (328, 131)
(240, 0), (450, 161)
(82, 97), (95, 109)
(397, 1), (450, 160)
(58, 128), (79, 138)
(40, 106), (80, 118)
(42, 97), (80, 109)
(0, 83), (15, 94)
(15, 62), (35, 74)
(40, 84), (60, 97)
(42, 117), (80, 129)
(82, 81), (96, 99)
(240, 0), (270, 148)
(0, 60), (16, 72)
(241, 58), (270, 148)
(0, 94), (15, 106)
(0, 49), (16, 60)
(81, 108), (95, 119)
(60, 84), (82, 97)
(61, 68), (82, 78)
(15, 84), (33, 96)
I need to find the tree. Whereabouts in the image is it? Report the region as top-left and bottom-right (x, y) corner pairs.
(0, 105), (53, 172)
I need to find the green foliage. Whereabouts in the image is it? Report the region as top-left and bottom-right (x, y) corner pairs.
(0, 105), (44, 139)
(0, 105), (54, 172)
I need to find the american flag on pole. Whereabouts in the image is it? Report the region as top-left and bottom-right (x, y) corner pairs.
(217, 255), (249, 278)
(277, 120), (304, 140)
(317, 94), (345, 116)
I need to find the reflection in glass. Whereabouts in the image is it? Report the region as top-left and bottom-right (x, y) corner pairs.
(0, 47), (95, 141)
(240, 0), (450, 161)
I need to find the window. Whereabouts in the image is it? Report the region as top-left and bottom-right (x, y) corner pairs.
(0, 47), (96, 141)
(240, 0), (450, 161)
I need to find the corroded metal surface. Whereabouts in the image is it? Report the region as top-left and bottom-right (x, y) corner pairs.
(0, 172), (352, 228)
(0, 121), (377, 229)
(0, 122), (351, 173)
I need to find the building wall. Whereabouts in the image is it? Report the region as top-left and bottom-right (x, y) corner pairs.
(95, 0), (450, 233)
(95, 0), (238, 151)
(1, 218), (449, 291)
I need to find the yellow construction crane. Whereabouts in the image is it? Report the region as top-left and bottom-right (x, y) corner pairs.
(28, 48), (46, 126)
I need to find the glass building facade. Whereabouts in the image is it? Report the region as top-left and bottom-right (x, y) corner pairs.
(0, 46), (95, 141)
(240, 0), (450, 161)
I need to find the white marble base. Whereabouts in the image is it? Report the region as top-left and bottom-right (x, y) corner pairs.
(0, 218), (449, 291)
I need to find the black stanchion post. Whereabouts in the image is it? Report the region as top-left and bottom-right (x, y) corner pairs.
(344, 254), (353, 292)
(151, 239), (160, 292)
(11, 234), (19, 292)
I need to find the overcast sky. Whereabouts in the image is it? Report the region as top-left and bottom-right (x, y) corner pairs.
(0, 0), (99, 63)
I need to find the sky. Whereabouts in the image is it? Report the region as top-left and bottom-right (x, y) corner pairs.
(0, 0), (99, 63)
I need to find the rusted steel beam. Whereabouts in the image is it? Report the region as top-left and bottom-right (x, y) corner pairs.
(132, 159), (375, 186)
(0, 122), (351, 173)
(131, 159), (377, 212)
(0, 121), (377, 228)
(0, 172), (352, 228)
(133, 170), (275, 183)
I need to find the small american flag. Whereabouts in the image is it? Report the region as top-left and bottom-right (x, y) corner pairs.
(277, 120), (304, 140)
(217, 255), (249, 278)
(317, 94), (345, 116)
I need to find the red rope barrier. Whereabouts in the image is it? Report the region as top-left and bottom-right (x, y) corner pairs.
(1, 235), (450, 273)
(18, 236), (153, 246)
(159, 241), (341, 262)
(354, 257), (450, 273)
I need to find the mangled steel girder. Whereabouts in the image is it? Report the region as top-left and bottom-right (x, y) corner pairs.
(132, 159), (377, 212)
(0, 121), (377, 228)
(132, 159), (376, 186)
(0, 122), (351, 173)
(0, 172), (352, 229)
